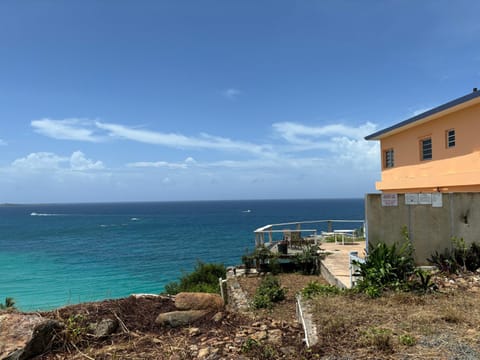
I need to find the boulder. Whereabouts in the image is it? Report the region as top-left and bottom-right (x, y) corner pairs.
(4, 319), (63, 360)
(93, 318), (118, 338)
(175, 292), (224, 311)
(155, 310), (208, 327)
(0, 313), (46, 359)
(211, 312), (224, 322)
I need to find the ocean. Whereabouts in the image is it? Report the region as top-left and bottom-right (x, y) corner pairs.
(0, 199), (364, 311)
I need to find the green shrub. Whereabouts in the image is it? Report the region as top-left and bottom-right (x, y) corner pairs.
(363, 328), (393, 352)
(164, 261), (226, 295)
(294, 245), (321, 275)
(301, 281), (341, 299)
(412, 269), (438, 293)
(428, 239), (480, 273)
(399, 333), (416, 346)
(427, 249), (459, 273)
(354, 239), (415, 297)
(252, 275), (286, 309)
(241, 337), (277, 358)
(0, 297), (15, 310)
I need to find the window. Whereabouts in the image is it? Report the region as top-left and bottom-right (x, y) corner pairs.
(446, 129), (455, 148)
(384, 149), (394, 168)
(421, 138), (432, 160)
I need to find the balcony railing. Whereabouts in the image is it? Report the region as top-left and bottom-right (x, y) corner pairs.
(254, 219), (365, 247)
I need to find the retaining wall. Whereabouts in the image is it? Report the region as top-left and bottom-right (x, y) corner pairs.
(366, 192), (480, 264)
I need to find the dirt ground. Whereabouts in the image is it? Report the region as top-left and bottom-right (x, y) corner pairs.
(16, 272), (480, 359)
(237, 273), (329, 323)
(35, 281), (316, 360)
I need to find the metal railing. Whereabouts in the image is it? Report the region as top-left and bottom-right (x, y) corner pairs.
(349, 251), (365, 288)
(254, 219), (365, 247)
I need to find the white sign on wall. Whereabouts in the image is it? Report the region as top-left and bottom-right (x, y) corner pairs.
(418, 193), (432, 205)
(432, 193), (443, 207)
(381, 193), (398, 207)
(405, 193), (419, 205)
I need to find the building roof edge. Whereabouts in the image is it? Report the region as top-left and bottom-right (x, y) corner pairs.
(365, 90), (480, 141)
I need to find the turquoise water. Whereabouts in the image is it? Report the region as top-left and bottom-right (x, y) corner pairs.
(0, 199), (364, 310)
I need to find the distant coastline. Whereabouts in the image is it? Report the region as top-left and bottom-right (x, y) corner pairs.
(0, 197), (364, 206)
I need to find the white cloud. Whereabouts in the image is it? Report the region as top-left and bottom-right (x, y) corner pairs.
(128, 157), (196, 169)
(31, 119), (102, 142)
(0, 139), (7, 146)
(185, 157), (196, 164)
(12, 152), (67, 170)
(12, 151), (104, 172)
(95, 121), (268, 155)
(273, 121), (377, 144)
(127, 161), (188, 169)
(27, 118), (380, 194)
(223, 88), (241, 99)
(412, 108), (432, 116)
(70, 151), (104, 170)
(270, 121), (379, 166)
(32, 119), (270, 155)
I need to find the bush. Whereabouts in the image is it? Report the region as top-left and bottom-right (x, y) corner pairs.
(428, 239), (480, 273)
(0, 297), (15, 310)
(428, 249), (459, 274)
(164, 261), (226, 295)
(252, 275), (287, 309)
(301, 281), (341, 299)
(294, 245), (321, 275)
(354, 240), (415, 297)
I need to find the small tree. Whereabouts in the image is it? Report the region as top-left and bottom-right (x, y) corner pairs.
(0, 297), (16, 310)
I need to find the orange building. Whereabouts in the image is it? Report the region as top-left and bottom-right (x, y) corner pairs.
(366, 89), (480, 193)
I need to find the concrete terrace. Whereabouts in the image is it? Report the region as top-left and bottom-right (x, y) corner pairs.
(253, 219), (367, 289)
(319, 240), (366, 288)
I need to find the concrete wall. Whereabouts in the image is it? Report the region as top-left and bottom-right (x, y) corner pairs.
(366, 193), (480, 264)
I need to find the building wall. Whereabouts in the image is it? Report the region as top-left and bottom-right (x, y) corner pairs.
(377, 102), (480, 192)
(366, 193), (480, 265)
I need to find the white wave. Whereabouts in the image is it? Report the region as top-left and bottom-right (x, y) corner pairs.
(30, 212), (61, 217)
(242, 210), (252, 213)
(130, 217), (140, 221)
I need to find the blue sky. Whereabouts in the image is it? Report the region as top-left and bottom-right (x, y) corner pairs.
(1, 1), (479, 203)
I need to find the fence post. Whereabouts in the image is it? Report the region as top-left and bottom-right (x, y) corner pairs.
(219, 277), (225, 303)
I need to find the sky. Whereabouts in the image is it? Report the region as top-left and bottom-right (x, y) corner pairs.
(1, 1), (480, 203)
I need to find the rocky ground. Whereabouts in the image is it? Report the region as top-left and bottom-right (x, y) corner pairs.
(3, 271), (480, 359)
(0, 274), (321, 360)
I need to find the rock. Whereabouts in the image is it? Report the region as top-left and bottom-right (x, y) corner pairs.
(280, 346), (297, 356)
(0, 313), (45, 359)
(155, 310), (208, 327)
(198, 347), (210, 358)
(267, 329), (283, 344)
(211, 312), (224, 322)
(94, 318), (118, 338)
(4, 319), (63, 360)
(175, 292), (224, 311)
(250, 330), (268, 342)
(188, 327), (201, 336)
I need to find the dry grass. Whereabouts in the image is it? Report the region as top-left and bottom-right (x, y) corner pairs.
(308, 290), (480, 359)
(237, 273), (329, 323)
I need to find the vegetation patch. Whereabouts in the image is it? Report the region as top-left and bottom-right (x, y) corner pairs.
(0, 297), (15, 310)
(164, 261), (226, 295)
(300, 280), (342, 299)
(251, 275), (287, 309)
(428, 237), (480, 273)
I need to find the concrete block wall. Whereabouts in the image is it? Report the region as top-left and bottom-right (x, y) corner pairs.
(365, 193), (480, 264)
